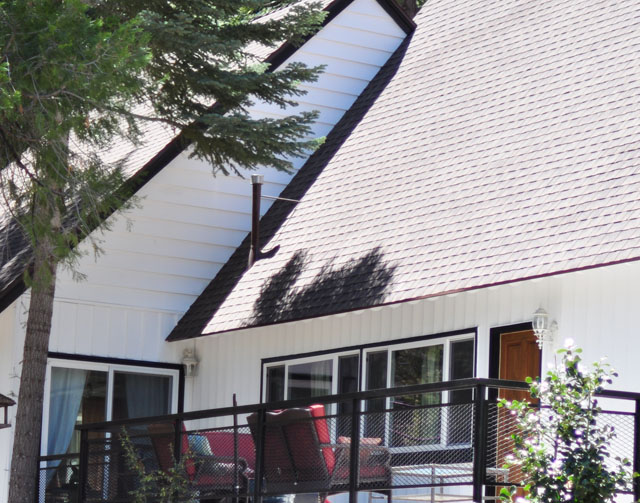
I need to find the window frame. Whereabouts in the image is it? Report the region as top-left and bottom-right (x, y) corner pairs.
(261, 330), (477, 452)
(262, 349), (360, 402)
(41, 357), (181, 458)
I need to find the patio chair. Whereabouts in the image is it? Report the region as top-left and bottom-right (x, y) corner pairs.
(247, 405), (392, 502)
(148, 423), (248, 500)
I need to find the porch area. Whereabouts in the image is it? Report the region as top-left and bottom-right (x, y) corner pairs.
(39, 379), (640, 503)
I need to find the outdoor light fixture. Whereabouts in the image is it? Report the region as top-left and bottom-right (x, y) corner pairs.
(0, 393), (15, 429)
(182, 348), (199, 378)
(532, 307), (558, 349)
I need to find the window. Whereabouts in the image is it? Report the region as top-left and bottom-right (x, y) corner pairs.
(363, 336), (474, 449)
(263, 332), (475, 449)
(42, 359), (179, 461)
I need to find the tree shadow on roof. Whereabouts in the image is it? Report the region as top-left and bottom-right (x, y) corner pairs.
(250, 246), (396, 326)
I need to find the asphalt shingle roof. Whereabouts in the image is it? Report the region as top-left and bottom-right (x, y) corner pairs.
(169, 0), (640, 339)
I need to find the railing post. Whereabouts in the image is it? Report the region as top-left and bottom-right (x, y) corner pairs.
(473, 384), (487, 503)
(233, 394), (239, 503)
(174, 418), (182, 464)
(253, 408), (266, 503)
(634, 399), (640, 502)
(77, 428), (89, 503)
(349, 397), (361, 503)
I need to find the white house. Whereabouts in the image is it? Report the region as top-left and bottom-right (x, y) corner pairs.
(2, 0), (640, 501)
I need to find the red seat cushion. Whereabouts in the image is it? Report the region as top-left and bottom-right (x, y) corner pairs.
(204, 431), (256, 470)
(309, 404), (335, 475)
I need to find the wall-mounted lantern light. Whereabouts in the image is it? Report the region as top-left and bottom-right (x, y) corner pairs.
(0, 393), (15, 429)
(532, 307), (558, 349)
(182, 348), (199, 378)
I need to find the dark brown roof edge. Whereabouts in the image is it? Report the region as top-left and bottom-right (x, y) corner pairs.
(0, 393), (16, 406)
(195, 256), (640, 338)
(0, 0), (414, 312)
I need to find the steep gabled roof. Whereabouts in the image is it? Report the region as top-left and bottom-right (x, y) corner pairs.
(0, 0), (414, 314)
(170, 0), (640, 339)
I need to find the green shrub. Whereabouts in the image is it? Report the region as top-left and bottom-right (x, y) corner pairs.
(499, 346), (635, 503)
(120, 429), (196, 503)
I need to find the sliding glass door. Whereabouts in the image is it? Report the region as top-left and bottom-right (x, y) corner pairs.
(41, 358), (179, 488)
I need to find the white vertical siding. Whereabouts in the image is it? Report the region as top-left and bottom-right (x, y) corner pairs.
(0, 301), (17, 503)
(190, 260), (640, 411)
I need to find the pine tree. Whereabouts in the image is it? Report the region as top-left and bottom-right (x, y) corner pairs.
(0, 1), (325, 502)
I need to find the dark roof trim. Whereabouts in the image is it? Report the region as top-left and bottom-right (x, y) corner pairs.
(0, 0), (413, 312)
(0, 393), (15, 407)
(0, 276), (26, 314)
(373, 0), (416, 34)
(198, 255), (640, 337)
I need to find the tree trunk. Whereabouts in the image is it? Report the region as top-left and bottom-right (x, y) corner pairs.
(8, 233), (58, 503)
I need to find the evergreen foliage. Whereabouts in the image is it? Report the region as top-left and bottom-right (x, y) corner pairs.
(499, 346), (635, 503)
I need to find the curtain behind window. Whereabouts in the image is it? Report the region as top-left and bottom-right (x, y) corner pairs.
(47, 368), (88, 482)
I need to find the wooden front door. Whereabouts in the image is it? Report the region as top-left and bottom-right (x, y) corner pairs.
(497, 330), (541, 488)
(499, 330), (541, 400)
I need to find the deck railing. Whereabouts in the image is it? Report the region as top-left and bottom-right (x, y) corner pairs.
(38, 378), (640, 503)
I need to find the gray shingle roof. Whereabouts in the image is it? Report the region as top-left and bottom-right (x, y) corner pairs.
(171, 0), (640, 338)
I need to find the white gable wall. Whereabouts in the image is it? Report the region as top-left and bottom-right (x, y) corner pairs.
(0, 300), (17, 502)
(189, 260), (640, 411)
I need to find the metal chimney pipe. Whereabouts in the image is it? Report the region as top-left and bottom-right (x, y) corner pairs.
(248, 174), (264, 267)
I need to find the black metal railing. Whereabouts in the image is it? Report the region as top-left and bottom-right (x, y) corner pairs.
(37, 379), (640, 502)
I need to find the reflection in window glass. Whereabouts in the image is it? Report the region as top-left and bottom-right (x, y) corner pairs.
(448, 339), (475, 444)
(391, 345), (443, 446)
(266, 365), (285, 402)
(365, 351), (388, 439)
(337, 355), (359, 436)
(287, 360), (333, 400)
(112, 372), (172, 420)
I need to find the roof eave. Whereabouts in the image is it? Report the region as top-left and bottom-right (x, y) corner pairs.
(191, 256), (640, 339)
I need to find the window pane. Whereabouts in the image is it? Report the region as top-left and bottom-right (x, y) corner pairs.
(287, 360), (333, 400)
(112, 372), (172, 420)
(449, 339), (475, 444)
(365, 351), (388, 439)
(337, 355), (359, 436)
(338, 355), (359, 395)
(266, 365), (285, 402)
(47, 368), (107, 456)
(391, 345), (443, 446)
(450, 339), (474, 381)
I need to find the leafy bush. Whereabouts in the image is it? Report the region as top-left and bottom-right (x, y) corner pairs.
(120, 429), (196, 503)
(499, 346), (635, 503)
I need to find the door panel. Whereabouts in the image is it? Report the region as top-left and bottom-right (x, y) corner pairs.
(497, 330), (541, 489)
(499, 330), (541, 401)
